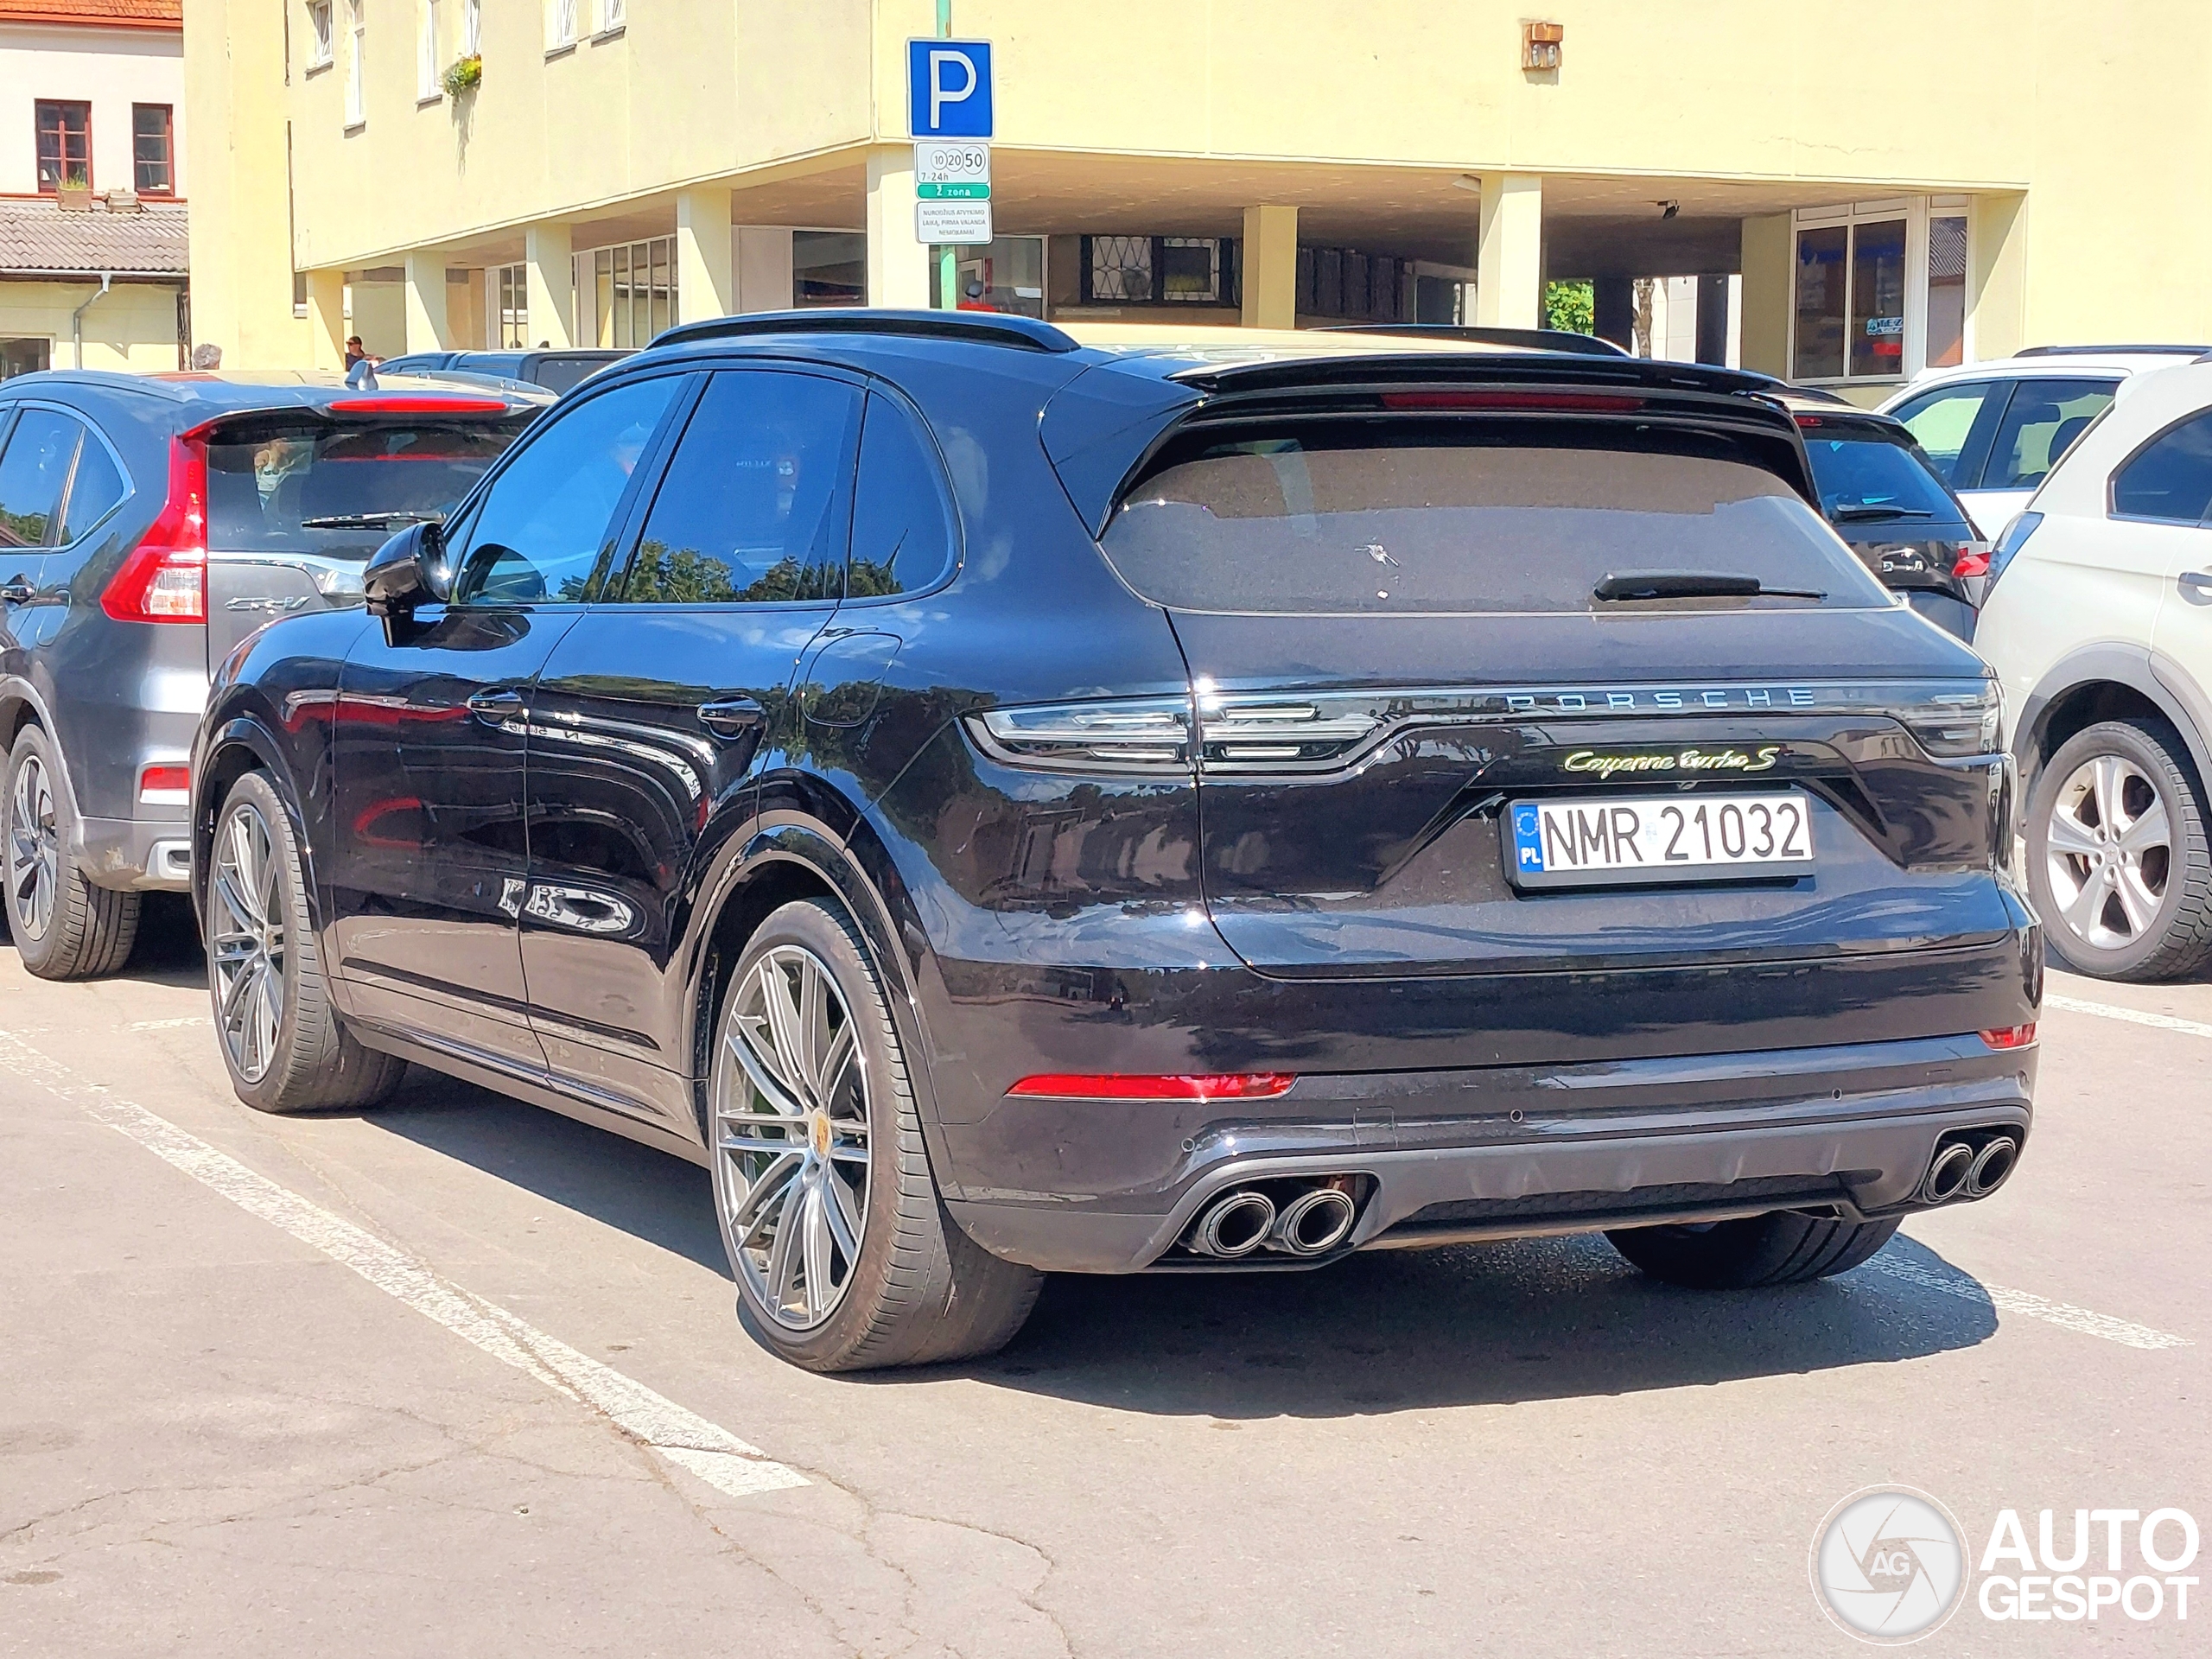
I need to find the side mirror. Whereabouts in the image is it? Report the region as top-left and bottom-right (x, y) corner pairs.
(363, 521), (451, 620)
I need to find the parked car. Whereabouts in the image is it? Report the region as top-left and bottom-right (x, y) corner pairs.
(375, 348), (629, 394)
(0, 370), (545, 978)
(1973, 359), (2212, 982)
(1880, 346), (2209, 535)
(191, 314), (2037, 1372)
(1779, 394), (1986, 640)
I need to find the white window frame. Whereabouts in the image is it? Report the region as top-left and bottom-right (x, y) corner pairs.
(490, 263), (528, 348)
(307, 0), (334, 68)
(343, 0), (366, 127)
(1788, 196), (1974, 387)
(462, 0), (481, 54)
(595, 0), (625, 37)
(417, 0), (443, 102)
(547, 0), (577, 53)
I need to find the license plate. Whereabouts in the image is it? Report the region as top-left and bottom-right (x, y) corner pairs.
(1505, 791), (1815, 888)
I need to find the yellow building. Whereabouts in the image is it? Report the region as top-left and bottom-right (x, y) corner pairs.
(183, 1), (2212, 397)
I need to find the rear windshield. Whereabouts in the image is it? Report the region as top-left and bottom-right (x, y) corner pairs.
(1101, 422), (1892, 615)
(206, 421), (520, 557)
(1800, 424), (1963, 522)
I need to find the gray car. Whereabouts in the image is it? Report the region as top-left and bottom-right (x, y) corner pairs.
(0, 370), (544, 978)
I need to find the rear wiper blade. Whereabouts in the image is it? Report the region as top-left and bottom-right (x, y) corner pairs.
(297, 510), (446, 530)
(1593, 570), (1826, 601)
(1829, 504), (1936, 522)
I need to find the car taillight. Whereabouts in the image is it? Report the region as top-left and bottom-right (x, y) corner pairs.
(102, 435), (207, 624)
(1952, 545), (1992, 579)
(1006, 1073), (1298, 1101)
(1979, 1024), (2037, 1050)
(138, 764), (190, 805)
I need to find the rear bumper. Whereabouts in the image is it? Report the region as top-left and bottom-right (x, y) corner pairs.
(77, 814), (194, 891)
(944, 1033), (2035, 1273)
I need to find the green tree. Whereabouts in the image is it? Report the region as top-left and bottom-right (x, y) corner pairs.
(1544, 278), (1595, 335)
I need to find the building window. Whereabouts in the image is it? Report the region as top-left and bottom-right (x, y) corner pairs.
(1295, 246), (1406, 323)
(597, 0), (624, 34)
(462, 0), (480, 53)
(1791, 200), (1958, 384)
(131, 105), (175, 195)
(1925, 214), (1967, 371)
(1159, 238), (1221, 303)
(548, 0), (576, 50)
(35, 100), (92, 193)
(344, 0), (366, 124)
(418, 0), (442, 99)
(793, 232), (866, 306)
(2, 340), (53, 381)
(307, 0), (334, 66)
(494, 263), (528, 346)
(575, 237), (677, 346)
(929, 236), (1046, 319)
(1084, 237), (1153, 303)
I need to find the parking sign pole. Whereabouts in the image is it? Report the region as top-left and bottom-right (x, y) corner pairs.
(936, 1), (957, 313)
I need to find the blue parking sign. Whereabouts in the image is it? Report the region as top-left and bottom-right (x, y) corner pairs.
(909, 39), (992, 137)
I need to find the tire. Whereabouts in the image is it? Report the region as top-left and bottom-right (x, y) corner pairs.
(709, 897), (1042, 1373)
(1605, 1211), (1901, 1290)
(207, 771), (407, 1114)
(2025, 717), (2212, 982)
(4, 725), (138, 980)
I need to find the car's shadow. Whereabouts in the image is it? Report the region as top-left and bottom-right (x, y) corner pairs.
(360, 1071), (2002, 1416)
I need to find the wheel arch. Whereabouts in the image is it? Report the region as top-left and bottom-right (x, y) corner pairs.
(192, 713), (322, 936)
(2017, 647), (2212, 801)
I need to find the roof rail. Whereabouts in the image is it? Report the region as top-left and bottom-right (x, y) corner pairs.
(1319, 322), (1631, 359)
(651, 308), (1082, 354)
(2014, 343), (2212, 358)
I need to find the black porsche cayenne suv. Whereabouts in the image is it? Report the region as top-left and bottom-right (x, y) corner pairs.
(191, 314), (2039, 1372)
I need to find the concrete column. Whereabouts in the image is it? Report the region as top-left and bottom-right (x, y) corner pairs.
(1738, 213), (1793, 378)
(1241, 204), (1298, 329)
(675, 188), (735, 325)
(403, 252), (449, 353)
(1474, 173), (1542, 329)
(1593, 276), (1633, 351)
(1967, 193), (2028, 362)
(525, 222), (575, 349)
(734, 226), (795, 313)
(864, 147), (929, 308)
(1694, 273), (1731, 365)
(304, 269), (346, 370)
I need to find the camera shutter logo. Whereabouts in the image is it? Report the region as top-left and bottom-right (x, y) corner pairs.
(1810, 1487), (1968, 1643)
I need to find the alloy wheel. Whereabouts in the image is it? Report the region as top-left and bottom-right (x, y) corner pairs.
(715, 945), (871, 1331)
(2044, 752), (2172, 951)
(8, 753), (59, 942)
(210, 801), (287, 1084)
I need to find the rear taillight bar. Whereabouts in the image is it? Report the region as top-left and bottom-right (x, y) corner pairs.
(1380, 389), (1645, 413)
(102, 435), (207, 625)
(327, 395), (513, 416)
(1006, 1073), (1297, 1102)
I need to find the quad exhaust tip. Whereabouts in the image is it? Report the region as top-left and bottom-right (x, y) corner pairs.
(1184, 1180), (1363, 1260)
(1921, 1143), (1975, 1205)
(1965, 1135), (2018, 1198)
(1187, 1190), (1277, 1258)
(1266, 1186), (1357, 1257)
(1920, 1132), (2020, 1205)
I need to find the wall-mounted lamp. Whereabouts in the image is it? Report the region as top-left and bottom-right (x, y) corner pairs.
(1522, 21), (1564, 72)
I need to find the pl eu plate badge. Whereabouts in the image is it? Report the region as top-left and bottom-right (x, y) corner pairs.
(1512, 804), (1545, 874)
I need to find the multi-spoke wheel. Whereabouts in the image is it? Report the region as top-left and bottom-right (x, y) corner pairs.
(3, 725), (137, 979)
(709, 898), (1042, 1372)
(206, 771), (407, 1114)
(2028, 719), (2212, 982)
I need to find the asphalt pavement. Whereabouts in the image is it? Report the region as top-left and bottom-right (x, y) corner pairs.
(3, 898), (2204, 1656)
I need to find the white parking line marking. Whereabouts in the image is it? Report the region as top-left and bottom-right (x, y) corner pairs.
(124, 1016), (213, 1031)
(2044, 992), (2212, 1041)
(1865, 1257), (2190, 1351)
(0, 1029), (806, 1501)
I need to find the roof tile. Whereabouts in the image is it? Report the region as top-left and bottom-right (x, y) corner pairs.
(0, 196), (188, 276)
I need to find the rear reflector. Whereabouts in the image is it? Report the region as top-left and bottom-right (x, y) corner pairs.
(327, 396), (512, 416)
(1006, 1072), (1298, 1102)
(1379, 389), (1645, 413)
(102, 435), (207, 624)
(1979, 1024), (2037, 1049)
(139, 764), (190, 806)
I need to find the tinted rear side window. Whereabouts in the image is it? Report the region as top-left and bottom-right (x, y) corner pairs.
(60, 431), (125, 541)
(0, 409), (81, 549)
(846, 394), (956, 598)
(1985, 378), (2115, 491)
(206, 422), (521, 557)
(1800, 426), (1962, 521)
(1101, 423), (1891, 615)
(2113, 410), (2212, 524)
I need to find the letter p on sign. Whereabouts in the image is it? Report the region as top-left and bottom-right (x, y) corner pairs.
(909, 39), (993, 137)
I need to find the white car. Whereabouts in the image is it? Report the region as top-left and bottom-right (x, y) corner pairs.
(1880, 346), (2207, 536)
(1974, 360), (2212, 981)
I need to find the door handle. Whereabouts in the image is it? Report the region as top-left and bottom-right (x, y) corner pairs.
(466, 687), (526, 723)
(0, 579), (34, 605)
(2181, 571), (2212, 594)
(697, 696), (766, 738)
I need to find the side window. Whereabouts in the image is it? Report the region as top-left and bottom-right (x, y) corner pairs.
(60, 430), (125, 543)
(2112, 411), (2212, 525)
(1890, 381), (1993, 486)
(449, 374), (679, 605)
(847, 394), (957, 598)
(1985, 378), (2117, 492)
(613, 369), (862, 605)
(0, 409), (82, 550)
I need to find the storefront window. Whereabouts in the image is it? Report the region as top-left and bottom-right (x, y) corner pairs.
(1926, 215), (1967, 369)
(1792, 225), (1847, 379)
(1848, 219), (1906, 378)
(793, 232), (865, 306)
(929, 236), (1046, 318)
